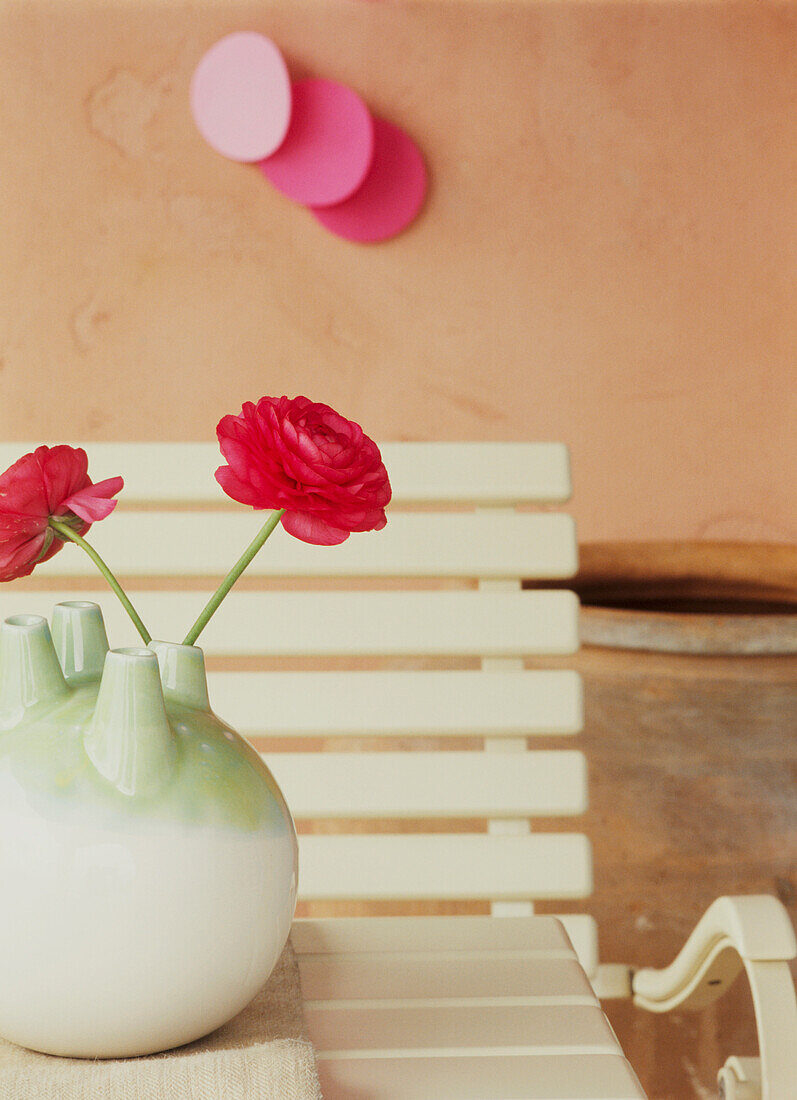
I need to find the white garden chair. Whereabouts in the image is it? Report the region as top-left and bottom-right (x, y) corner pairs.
(0, 441), (794, 1100)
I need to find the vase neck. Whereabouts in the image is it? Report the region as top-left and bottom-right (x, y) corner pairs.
(85, 647), (176, 797)
(0, 615), (69, 729)
(51, 601), (109, 684)
(148, 641), (210, 711)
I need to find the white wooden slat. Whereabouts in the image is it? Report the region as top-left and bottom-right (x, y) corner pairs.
(317, 1053), (646, 1099)
(0, 591), (579, 656)
(381, 443), (573, 506)
(293, 916), (600, 987)
(267, 751), (587, 818)
(306, 1003), (618, 1057)
(210, 670), (583, 738)
(297, 834), (592, 901)
(557, 916), (600, 980)
(0, 442), (571, 505)
(292, 916), (579, 956)
(298, 954), (594, 1005)
(42, 510), (577, 579)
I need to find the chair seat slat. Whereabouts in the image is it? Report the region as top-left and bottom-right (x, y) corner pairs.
(297, 834), (592, 901)
(267, 751), (587, 818)
(299, 954), (593, 1004)
(47, 511), (577, 579)
(0, 591), (579, 656)
(317, 1053), (646, 1099)
(307, 1002), (618, 1056)
(556, 916), (599, 979)
(293, 915), (600, 982)
(213, 670), (583, 737)
(0, 442), (571, 505)
(292, 916), (579, 956)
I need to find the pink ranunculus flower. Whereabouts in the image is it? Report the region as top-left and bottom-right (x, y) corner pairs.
(215, 396), (392, 545)
(0, 445), (123, 581)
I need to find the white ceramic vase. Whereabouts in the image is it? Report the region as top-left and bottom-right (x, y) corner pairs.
(0, 602), (298, 1057)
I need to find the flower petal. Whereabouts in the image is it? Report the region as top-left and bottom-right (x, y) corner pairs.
(0, 450), (51, 518)
(38, 445), (90, 514)
(281, 510), (350, 546)
(62, 476), (124, 523)
(215, 465), (273, 508)
(0, 530), (56, 582)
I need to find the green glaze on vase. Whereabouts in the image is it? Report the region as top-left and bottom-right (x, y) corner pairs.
(0, 614), (68, 729)
(85, 647), (178, 798)
(0, 603), (298, 1059)
(51, 600), (110, 684)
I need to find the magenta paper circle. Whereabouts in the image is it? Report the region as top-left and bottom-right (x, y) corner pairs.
(259, 79), (375, 207)
(190, 32), (292, 162)
(312, 118), (427, 243)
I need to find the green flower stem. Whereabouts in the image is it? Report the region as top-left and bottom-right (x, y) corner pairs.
(182, 509), (286, 647)
(48, 519), (152, 644)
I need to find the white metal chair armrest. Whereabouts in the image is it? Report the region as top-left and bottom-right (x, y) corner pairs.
(632, 895), (797, 1100)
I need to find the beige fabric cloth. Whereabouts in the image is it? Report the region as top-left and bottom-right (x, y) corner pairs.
(0, 939), (322, 1100)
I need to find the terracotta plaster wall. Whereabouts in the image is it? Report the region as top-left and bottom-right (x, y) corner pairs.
(0, 0), (795, 543)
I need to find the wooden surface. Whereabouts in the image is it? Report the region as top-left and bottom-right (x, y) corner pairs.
(536, 643), (797, 1100)
(580, 606), (797, 656)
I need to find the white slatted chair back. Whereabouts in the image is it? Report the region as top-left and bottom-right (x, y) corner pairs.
(0, 442), (594, 970)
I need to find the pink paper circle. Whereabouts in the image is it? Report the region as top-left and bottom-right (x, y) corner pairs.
(312, 118), (427, 243)
(259, 79), (375, 207)
(190, 32), (292, 162)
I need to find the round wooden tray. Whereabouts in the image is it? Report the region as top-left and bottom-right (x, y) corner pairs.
(560, 541), (796, 655)
(580, 605), (797, 655)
